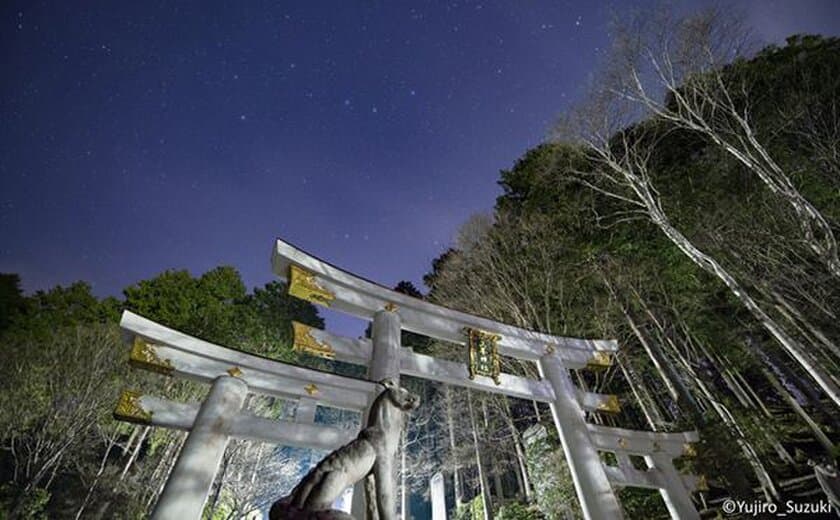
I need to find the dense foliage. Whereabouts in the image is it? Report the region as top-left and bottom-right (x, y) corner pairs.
(0, 268), (321, 518)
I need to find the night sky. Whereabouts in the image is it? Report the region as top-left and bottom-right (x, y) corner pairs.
(3, 1), (840, 335)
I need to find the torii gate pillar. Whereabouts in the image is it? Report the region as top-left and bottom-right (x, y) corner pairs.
(352, 308), (402, 519)
(649, 454), (700, 520)
(430, 472), (447, 520)
(370, 308), (402, 382)
(539, 355), (624, 520)
(152, 375), (248, 519)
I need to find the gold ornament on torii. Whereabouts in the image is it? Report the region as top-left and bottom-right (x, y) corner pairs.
(130, 336), (174, 375)
(288, 265), (335, 306)
(292, 321), (336, 360)
(466, 327), (502, 385)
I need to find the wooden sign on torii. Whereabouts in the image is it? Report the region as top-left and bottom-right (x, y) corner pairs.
(113, 238), (704, 519)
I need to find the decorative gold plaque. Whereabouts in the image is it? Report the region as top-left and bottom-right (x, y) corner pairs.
(292, 322), (336, 360)
(597, 394), (621, 414)
(114, 390), (152, 424)
(682, 443), (697, 457)
(587, 351), (613, 370)
(384, 302), (399, 312)
(618, 438), (628, 449)
(227, 366), (243, 377)
(130, 336), (174, 375)
(304, 383), (319, 396)
(288, 265), (335, 306)
(466, 328), (502, 385)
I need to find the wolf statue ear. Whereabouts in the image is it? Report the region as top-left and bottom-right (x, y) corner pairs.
(379, 377), (397, 390)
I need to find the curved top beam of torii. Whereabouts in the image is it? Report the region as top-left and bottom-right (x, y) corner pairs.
(271, 238), (617, 362)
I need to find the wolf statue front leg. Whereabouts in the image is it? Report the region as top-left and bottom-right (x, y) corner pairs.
(364, 473), (379, 520)
(372, 456), (396, 520)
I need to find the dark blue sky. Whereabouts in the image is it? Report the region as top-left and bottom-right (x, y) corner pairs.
(3, 1), (840, 334)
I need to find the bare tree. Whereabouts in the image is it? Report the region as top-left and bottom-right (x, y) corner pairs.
(208, 439), (304, 519)
(557, 51), (840, 408)
(605, 7), (840, 278)
(0, 324), (130, 515)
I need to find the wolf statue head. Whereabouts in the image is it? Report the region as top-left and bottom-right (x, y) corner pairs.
(379, 377), (420, 412)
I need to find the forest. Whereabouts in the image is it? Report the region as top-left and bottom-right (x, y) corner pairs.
(2, 11), (840, 520)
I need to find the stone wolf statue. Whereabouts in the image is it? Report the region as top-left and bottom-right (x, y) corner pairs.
(270, 377), (420, 520)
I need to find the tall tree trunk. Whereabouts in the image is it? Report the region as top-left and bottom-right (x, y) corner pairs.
(146, 432), (184, 510)
(653, 207), (840, 408)
(120, 426), (149, 480)
(624, 282), (706, 416)
(587, 139), (840, 408)
(401, 429), (409, 520)
(445, 386), (465, 506)
(122, 425), (140, 457)
(731, 369), (773, 419)
(771, 289), (840, 360)
(92, 500), (111, 520)
(492, 471), (504, 501)
(631, 291), (781, 499)
(250, 444), (264, 485)
(500, 397), (532, 501)
(665, 335), (780, 500)
(532, 401), (542, 423)
(510, 445), (526, 501)
(615, 296), (680, 404)
(616, 354), (663, 430)
(76, 433), (118, 520)
(468, 391), (492, 520)
(762, 367), (835, 455)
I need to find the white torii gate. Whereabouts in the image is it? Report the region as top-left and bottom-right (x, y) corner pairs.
(113, 238), (704, 519)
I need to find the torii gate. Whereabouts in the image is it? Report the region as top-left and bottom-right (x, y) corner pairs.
(113, 238), (703, 519)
